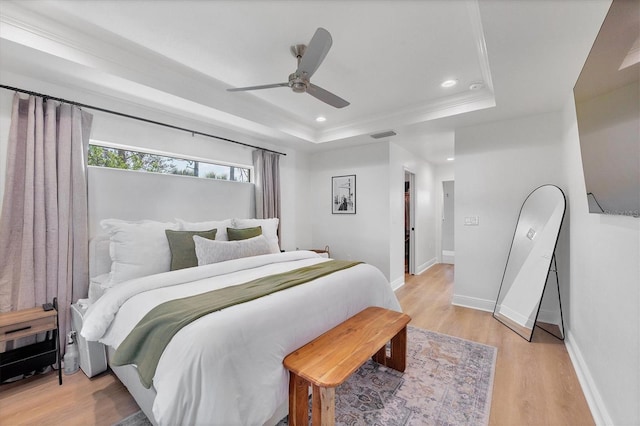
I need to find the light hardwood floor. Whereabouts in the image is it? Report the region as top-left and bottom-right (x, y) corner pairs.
(397, 264), (593, 426)
(0, 263), (594, 425)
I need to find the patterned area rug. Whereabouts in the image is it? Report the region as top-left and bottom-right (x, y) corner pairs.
(277, 326), (496, 426)
(113, 326), (496, 426)
(113, 411), (152, 426)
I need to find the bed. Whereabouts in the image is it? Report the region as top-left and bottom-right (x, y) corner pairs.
(80, 216), (402, 425)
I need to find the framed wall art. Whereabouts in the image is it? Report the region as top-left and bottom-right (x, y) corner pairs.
(332, 175), (356, 214)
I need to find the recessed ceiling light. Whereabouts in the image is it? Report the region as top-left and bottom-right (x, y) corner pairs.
(441, 79), (458, 88)
(316, 116), (326, 122)
(446, 157), (455, 161)
(469, 81), (485, 90)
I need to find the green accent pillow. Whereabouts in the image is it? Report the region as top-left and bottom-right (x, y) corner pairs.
(227, 226), (262, 241)
(165, 228), (217, 271)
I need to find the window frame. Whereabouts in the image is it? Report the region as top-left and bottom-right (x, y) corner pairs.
(88, 139), (253, 183)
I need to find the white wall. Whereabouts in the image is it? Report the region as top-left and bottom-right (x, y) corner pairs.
(0, 90), (13, 209)
(86, 166), (255, 237)
(0, 81), (312, 251)
(307, 141), (437, 286)
(280, 148), (313, 252)
(561, 96), (640, 426)
(309, 142), (391, 279)
(453, 112), (566, 312)
(453, 103), (640, 424)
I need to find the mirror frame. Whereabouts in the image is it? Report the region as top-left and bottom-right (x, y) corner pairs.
(493, 184), (566, 342)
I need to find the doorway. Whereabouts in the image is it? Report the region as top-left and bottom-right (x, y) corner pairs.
(405, 171), (416, 274)
(442, 180), (455, 264)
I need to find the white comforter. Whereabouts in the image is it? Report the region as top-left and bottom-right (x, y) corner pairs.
(82, 251), (401, 426)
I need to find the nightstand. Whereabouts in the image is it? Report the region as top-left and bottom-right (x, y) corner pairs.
(0, 299), (62, 385)
(309, 245), (330, 258)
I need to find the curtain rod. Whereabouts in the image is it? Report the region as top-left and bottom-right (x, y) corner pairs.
(0, 84), (287, 157)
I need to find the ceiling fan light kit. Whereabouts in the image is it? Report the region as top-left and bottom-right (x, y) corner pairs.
(227, 28), (350, 108)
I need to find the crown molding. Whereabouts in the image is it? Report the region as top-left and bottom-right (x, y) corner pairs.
(316, 88), (495, 143)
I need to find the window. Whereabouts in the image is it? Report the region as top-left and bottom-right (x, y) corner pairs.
(88, 143), (251, 183)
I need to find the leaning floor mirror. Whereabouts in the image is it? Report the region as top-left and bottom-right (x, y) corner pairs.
(493, 185), (566, 342)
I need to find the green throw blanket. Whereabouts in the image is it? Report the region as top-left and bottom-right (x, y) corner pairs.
(111, 259), (362, 388)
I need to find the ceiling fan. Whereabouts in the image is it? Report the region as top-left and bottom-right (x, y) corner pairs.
(227, 28), (350, 109)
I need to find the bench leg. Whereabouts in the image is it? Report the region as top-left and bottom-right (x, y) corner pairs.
(372, 325), (407, 372)
(289, 372), (310, 426)
(312, 384), (335, 426)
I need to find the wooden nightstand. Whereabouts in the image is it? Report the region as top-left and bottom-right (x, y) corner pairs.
(0, 299), (62, 385)
(309, 245), (330, 258)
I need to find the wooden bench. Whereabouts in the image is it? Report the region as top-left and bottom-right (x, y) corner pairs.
(283, 306), (411, 426)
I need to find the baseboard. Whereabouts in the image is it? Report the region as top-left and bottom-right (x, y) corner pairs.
(391, 258), (436, 291)
(390, 276), (405, 291)
(453, 297), (560, 325)
(564, 330), (613, 426)
(537, 307), (561, 325)
(451, 294), (495, 312)
(495, 304), (531, 328)
(416, 257), (437, 275)
(442, 250), (455, 264)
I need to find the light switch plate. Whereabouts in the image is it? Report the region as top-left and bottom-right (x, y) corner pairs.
(464, 216), (479, 226)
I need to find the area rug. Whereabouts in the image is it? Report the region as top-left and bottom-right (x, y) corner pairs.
(278, 326), (496, 426)
(113, 410), (152, 426)
(114, 326), (497, 426)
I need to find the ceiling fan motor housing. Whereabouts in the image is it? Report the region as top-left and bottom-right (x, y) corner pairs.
(288, 73), (308, 93)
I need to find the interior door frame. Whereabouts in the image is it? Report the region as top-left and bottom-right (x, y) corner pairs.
(441, 180), (455, 264)
(405, 169), (416, 275)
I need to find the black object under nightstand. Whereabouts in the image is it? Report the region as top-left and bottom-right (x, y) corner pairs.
(0, 298), (62, 385)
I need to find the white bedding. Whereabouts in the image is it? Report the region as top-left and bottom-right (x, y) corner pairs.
(82, 250), (401, 425)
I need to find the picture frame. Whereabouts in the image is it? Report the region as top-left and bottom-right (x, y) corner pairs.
(332, 175), (356, 214)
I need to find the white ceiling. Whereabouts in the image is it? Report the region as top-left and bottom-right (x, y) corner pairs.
(0, 0), (610, 164)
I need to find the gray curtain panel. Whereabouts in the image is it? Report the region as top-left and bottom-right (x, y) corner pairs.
(0, 93), (93, 352)
(252, 150), (281, 220)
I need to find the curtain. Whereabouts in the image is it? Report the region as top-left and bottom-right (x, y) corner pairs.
(0, 93), (93, 351)
(252, 150), (281, 220)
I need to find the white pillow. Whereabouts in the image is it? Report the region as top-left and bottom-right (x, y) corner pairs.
(193, 235), (272, 265)
(100, 219), (179, 285)
(232, 218), (280, 254)
(176, 218), (234, 241)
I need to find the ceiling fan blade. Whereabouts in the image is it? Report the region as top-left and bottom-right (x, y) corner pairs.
(307, 83), (350, 108)
(227, 83), (288, 92)
(296, 28), (332, 79)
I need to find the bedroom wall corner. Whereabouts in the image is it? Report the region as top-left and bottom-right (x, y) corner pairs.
(453, 111), (567, 310)
(309, 142), (391, 280)
(560, 94), (640, 426)
(389, 142), (437, 286)
(278, 148), (312, 251)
